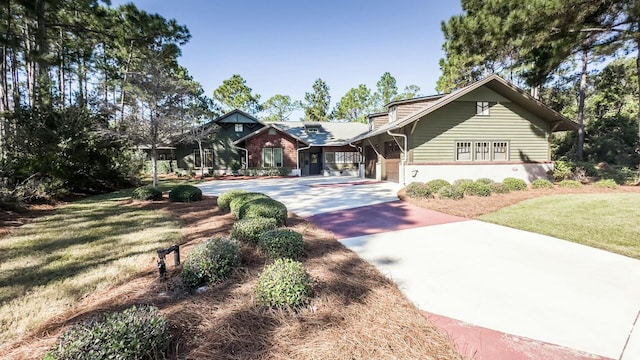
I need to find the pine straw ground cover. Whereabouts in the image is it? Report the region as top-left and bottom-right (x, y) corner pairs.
(0, 195), (461, 360)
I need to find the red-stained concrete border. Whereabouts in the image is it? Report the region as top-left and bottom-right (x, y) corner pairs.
(423, 311), (612, 360)
(308, 201), (467, 239)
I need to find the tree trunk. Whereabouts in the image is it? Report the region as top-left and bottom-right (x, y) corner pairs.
(120, 40), (135, 125)
(636, 39), (640, 184)
(198, 139), (205, 178)
(576, 49), (588, 162)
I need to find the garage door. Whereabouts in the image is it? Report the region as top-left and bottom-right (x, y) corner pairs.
(384, 141), (401, 182)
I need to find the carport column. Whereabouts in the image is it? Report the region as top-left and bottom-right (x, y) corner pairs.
(387, 129), (407, 185)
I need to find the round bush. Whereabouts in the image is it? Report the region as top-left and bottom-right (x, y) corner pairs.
(531, 179), (554, 189)
(464, 182), (492, 196)
(46, 305), (170, 360)
(231, 217), (278, 244)
(490, 182), (510, 194)
(502, 177), (528, 191)
(255, 258), (313, 309)
(426, 179), (451, 193)
(131, 186), (163, 201)
(229, 192), (271, 216)
(475, 178), (495, 185)
(238, 198), (288, 226)
(594, 179), (618, 189)
(557, 179), (582, 189)
(169, 184), (202, 202)
(259, 229), (304, 260)
(181, 237), (240, 288)
(437, 185), (464, 200)
(405, 182), (434, 199)
(217, 189), (247, 212)
(453, 179), (474, 193)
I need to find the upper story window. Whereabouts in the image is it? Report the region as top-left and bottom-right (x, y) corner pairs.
(306, 127), (319, 134)
(476, 101), (490, 116)
(235, 123), (243, 132)
(388, 106), (397, 123)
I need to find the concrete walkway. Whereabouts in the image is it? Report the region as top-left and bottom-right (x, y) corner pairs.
(198, 177), (640, 360)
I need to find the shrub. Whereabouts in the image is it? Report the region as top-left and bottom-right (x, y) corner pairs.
(554, 160), (574, 181)
(259, 229), (305, 260)
(169, 184), (202, 202)
(464, 181), (492, 196)
(181, 237), (240, 288)
(238, 197), (288, 226)
(229, 192), (271, 216)
(217, 189), (248, 212)
(437, 185), (464, 200)
(131, 186), (163, 201)
(255, 258), (313, 309)
(503, 177), (528, 191)
(490, 182), (510, 194)
(231, 217), (278, 244)
(453, 179), (474, 193)
(405, 182), (434, 199)
(531, 179), (554, 189)
(557, 179), (582, 188)
(475, 178), (495, 185)
(426, 179), (451, 193)
(46, 305), (170, 360)
(594, 179), (618, 189)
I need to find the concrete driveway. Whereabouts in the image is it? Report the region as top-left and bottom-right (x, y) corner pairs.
(199, 176), (640, 360)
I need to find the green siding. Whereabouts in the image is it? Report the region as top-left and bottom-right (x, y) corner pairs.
(411, 100), (550, 162)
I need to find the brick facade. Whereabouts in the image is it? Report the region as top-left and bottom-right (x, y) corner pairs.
(245, 130), (299, 168)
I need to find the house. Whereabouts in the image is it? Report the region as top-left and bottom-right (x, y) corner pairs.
(173, 109), (368, 176)
(351, 74), (578, 184)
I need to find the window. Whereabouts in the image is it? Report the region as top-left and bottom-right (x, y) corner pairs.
(235, 123), (243, 132)
(268, 128), (277, 135)
(476, 101), (490, 116)
(307, 127), (319, 134)
(193, 149), (214, 167)
(456, 141), (509, 161)
(388, 106), (397, 123)
(262, 148), (283, 167)
(324, 151), (362, 164)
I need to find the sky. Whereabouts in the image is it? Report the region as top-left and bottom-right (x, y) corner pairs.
(109, 1), (463, 118)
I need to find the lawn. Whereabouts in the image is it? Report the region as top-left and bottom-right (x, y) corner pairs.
(0, 189), (182, 343)
(479, 193), (640, 259)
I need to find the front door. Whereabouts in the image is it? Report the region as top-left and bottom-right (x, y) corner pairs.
(309, 151), (322, 175)
(365, 146), (377, 179)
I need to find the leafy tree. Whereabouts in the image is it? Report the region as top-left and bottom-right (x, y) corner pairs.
(373, 72), (398, 110)
(303, 78), (331, 122)
(395, 85), (422, 101)
(332, 84), (372, 123)
(213, 74), (262, 114)
(262, 94), (300, 122)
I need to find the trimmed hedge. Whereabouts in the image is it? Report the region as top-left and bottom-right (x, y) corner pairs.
(238, 197), (288, 226)
(169, 184), (202, 202)
(490, 182), (510, 194)
(558, 179), (582, 188)
(405, 182), (434, 199)
(426, 179), (451, 193)
(531, 179), (554, 189)
(475, 178), (495, 185)
(217, 189), (247, 212)
(229, 192), (271, 216)
(259, 229), (305, 260)
(464, 181), (492, 196)
(453, 179), (474, 193)
(131, 186), (163, 201)
(231, 217), (278, 244)
(46, 305), (170, 360)
(437, 185), (464, 200)
(181, 237), (240, 288)
(503, 177), (528, 191)
(255, 258), (313, 309)
(594, 179), (618, 189)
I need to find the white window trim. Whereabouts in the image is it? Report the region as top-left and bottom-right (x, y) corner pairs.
(455, 140), (509, 162)
(324, 151), (363, 164)
(262, 147), (284, 167)
(388, 106), (397, 123)
(476, 101), (490, 116)
(235, 123), (243, 132)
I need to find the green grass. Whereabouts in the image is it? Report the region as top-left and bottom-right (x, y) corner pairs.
(0, 189), (181, 342)
(479, 193), (640, 259)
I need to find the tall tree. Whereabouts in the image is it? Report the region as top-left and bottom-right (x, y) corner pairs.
(303, 78), (331, 122)
(213, 74), (261, 114)
(373, 72), (398, 110)
(261, 94), (300, 122)
(332, 84), (372, 123)
(395, 85), (422, 101)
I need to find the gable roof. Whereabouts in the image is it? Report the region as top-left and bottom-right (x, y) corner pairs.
(213, 108), (264, 125)
(234, 121), (370, 147)
(351, 75), (578, 142)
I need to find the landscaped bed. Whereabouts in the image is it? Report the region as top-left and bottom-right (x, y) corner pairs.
(0, 188), (461, 359)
